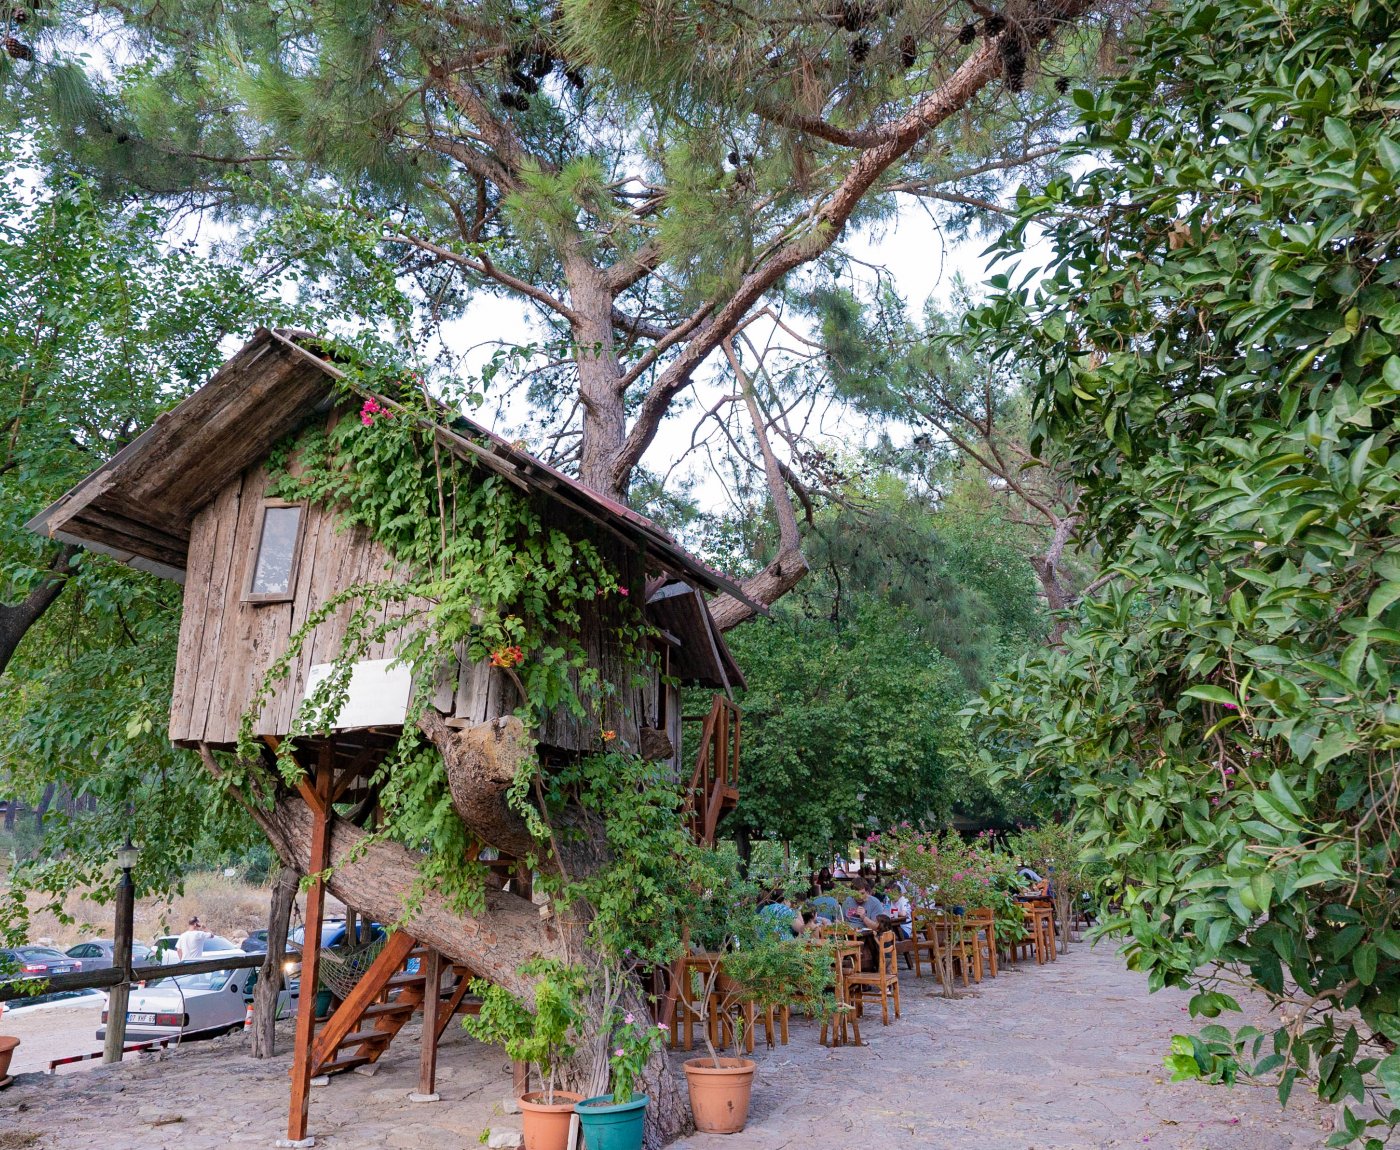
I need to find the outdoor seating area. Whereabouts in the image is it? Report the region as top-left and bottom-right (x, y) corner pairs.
(666, 842), (1079, 1060)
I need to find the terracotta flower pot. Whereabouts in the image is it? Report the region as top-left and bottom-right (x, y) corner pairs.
(0, 1035), (20, 1080)
(684, 1056), (756, 1134)
(518, 1090), (583, 1150)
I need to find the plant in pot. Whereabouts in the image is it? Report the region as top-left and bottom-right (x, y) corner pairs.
(683, 909), (837, 1134)
(0, 997), (18, 1084)
(463, 958), (586, 1150)
(574, 1008), (665, 1150)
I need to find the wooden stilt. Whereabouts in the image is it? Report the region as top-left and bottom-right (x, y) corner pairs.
(288, 745), (333, 1144)
(418, 949), (442, 1098)
(512, 1060), (530, 1098)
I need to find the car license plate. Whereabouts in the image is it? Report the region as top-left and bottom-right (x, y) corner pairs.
(128, 1012), (156, 1025)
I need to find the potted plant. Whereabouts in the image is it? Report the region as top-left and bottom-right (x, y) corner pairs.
(682, 915), (836, 1134)
(0, 999), (18, 1084)
(463, 959), (586, 1150)
(574, 1009), (664, 1150)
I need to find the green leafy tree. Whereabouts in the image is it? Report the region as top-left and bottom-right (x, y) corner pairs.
(0, 146), (278, 940)
(724, 597), (970, 857)
(968, 0), (1400, 1139)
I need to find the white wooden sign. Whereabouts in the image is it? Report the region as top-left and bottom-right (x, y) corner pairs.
(302, 658), (412, 730)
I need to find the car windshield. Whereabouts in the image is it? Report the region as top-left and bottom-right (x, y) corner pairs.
(18, 947), (66, 960)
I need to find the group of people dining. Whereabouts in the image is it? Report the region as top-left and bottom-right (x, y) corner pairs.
(756, 869), (914, 954)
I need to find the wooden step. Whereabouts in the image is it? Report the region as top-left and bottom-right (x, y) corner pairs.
(335, 1028), (394, 1051)
(360, 1001), (415, 1021)
(318, 1053), (370, 1076)
(386, 972), (427, 988)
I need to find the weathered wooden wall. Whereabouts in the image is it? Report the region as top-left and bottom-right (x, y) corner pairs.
(168, 454), (422, 746)
(170, 423), (664, 754)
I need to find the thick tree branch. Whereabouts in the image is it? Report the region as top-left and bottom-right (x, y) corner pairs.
(0, 543), (79, 677)
(708, 342), (810, 631)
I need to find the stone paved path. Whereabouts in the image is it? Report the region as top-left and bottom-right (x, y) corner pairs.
(671, 941), (1332, 1150)
(0, 941), (1332, 1149)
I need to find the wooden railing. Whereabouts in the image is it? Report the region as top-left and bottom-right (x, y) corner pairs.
(682, 695), (741, 846)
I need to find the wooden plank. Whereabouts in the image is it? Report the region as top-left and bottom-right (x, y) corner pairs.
(288, 746), (334, 1144)
(418, 949), (442, 1097)
(169, 501), (217, 742)
(212, 465), (272, 744)
(274, 501), (328, 736)
(186, 477), (244, 743)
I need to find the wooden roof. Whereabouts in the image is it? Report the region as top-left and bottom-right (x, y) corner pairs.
(28, 329), (760, 617)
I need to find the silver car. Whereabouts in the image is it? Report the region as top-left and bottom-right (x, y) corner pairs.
(65, 939), (154, 971)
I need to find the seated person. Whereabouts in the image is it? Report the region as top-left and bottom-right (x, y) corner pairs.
(757, 889), (806, 937)
(842, 878), (889, 929)
(807, 884), (841, 923)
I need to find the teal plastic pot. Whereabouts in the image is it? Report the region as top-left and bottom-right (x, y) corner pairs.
(574, 1093), (648, 1150)
(313, 987), (334, 1020)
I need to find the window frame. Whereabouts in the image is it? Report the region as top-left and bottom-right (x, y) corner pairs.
(243, 500), (307, 604)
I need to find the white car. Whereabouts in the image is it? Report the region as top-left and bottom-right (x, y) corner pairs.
(97, 962), (298, 1043)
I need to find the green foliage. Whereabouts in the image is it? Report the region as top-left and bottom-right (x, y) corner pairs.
(545, 751), (705, 968)
(966, 0), (1400, 1137)
(723, 597), (969, 856)
(604, 1006), (665, 1105)
(0, 147), (277, 943)
(464, 958), (586, 1103)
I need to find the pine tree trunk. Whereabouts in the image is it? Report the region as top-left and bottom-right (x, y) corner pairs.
(251, 863), (299, 1058)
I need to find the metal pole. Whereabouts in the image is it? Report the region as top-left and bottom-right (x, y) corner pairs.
(102, 863), (135, 1064)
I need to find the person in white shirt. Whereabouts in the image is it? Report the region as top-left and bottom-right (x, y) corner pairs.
(175, 916), (214, 962)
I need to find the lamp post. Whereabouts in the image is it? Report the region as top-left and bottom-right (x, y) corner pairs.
(103, 839), (139, 1064)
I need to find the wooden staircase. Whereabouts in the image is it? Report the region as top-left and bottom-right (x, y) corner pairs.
(304, 930), (479, 1079)
(682, 695), (740, 847)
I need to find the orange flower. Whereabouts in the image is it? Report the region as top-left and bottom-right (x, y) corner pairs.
(602, 729), (617, 742)
(490, 645), (524, 668)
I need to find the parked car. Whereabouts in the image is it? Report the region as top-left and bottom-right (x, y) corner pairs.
(0, 945), (82, 980)
(151, 934), (239, 964)
(65, 939), (154, 971)
(288, 920), (385, 950)
(96, 966), (298, 1043)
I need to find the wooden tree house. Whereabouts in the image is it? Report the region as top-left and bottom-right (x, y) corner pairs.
(29, 329), (750, 1145)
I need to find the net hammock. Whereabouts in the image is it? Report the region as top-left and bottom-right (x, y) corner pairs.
(317, 935), (389, 1001)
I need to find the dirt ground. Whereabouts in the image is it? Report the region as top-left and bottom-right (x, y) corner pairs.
(0, 941), (1333, 1150)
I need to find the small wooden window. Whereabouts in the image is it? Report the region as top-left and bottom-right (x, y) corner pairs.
(245, 503), (304, 603)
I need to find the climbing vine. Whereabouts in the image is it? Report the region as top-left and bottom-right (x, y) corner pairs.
(232, 351), (663, 919)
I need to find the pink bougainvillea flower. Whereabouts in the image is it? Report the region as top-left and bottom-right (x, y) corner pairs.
(614, 1047), (624, 1057)
(618, 586), (630, 596)
(1223, 702), (1238, 710)
(624, 1012), (634, 1025)
(657, 1022), (669, 1032)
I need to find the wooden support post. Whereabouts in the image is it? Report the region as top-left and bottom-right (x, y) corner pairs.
(417, 949), (442, 1099)
(288, 746), (333, 1145)
(101, 864), (135, 1064)
(512, 1059), (530, 1098)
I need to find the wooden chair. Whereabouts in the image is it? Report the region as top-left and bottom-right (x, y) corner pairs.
(932, 914), (977, 987)
(966, 909), (997, 979)
(1022, 902), (1057, 964)
(842, 930), (901, 1025)
(670, 954), (721, 1051)
(901, 911), (940, 978)
(819, 941), (863, 1048)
